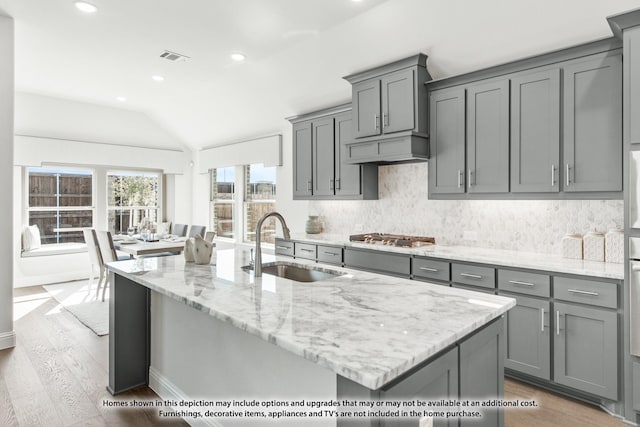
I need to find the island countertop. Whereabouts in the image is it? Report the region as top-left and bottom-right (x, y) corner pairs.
(106, 248), (515, 390)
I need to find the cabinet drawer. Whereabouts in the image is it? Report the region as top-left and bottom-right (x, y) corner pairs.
(294, 243), (317, 260)
(274, 239), (294, 257)
(452, 263), (495, 289)
(344, 248), (410, 278)
(317, 245), (343, 265)
(413, 258), (450, 282)
(498, 269), (550, 297)
(554, 277), (618, 309)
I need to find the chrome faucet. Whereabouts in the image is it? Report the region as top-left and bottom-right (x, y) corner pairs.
(254, 211), (290, 277)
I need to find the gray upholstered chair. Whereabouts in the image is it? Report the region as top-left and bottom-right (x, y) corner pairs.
(188, 225), (206, 238)
(83, 228), (104, 297)
(94, 230), (129, 301)
(204, 231), (216, 243)
(172, 223), (188, 237)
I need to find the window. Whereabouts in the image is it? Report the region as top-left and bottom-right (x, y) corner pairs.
(244, 164), (276, 244)
(107, 171), (160, 235)
(27, 167), (94, 244)
(211, 167), (235, 239)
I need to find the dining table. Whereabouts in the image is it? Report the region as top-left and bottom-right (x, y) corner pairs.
(113, 236), (186, 257)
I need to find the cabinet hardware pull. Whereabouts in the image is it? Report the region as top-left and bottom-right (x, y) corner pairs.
(330, 179), (335, 191)
(551, 164), (555, 186)
(335, 179), (341, 190)
(468, 169), (473, 188)
(566, 164), (570, 186)
(556, 310), (561, 336)
(307, 180), (312, 191)
(374, 114), (379, 129)
(300, 248), (314, 253)
(567, 289), (599, 297)
(323, 251), (339, 256)
(508, 280), (535, 287)
(383, 113), (389, 127)
(276, 246), (290, 250)
(460, 273), (482, 279)
(419, 267), (439, 272)
(541, 308), (545, 332)
(457, 170), (462, 188)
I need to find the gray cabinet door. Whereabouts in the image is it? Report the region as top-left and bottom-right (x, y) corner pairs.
(502, 294), (550, 380)
(334, 112), (361, 197)
(466, 79), (510, 193)
(381, 68), (415, 134)
(292, 121), (313, 198)
(380, 347), (458, 427)
(353, 79), (381, 138)
(510, 69), (560, 192)
(563, 53), (622, 192)
(625, 27), (640, 146)
(429, 88), (466, 194)
(312, 117), (335, 197)
(553, 302), (618, 400)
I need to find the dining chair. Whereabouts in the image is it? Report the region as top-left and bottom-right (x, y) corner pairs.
(82, 228), (104, 296)
(95, 230), (129, 301)
(172, 223), (188, 237)
(188, 225), (206, 238)
(204, 231), (215, 243)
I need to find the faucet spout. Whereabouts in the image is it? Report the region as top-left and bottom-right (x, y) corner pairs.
(254, 211), (290, 277)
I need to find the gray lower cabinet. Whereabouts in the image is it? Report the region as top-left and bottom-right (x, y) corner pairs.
(501, 293), (551, 380)
(459, 317), (505, 427)
(510, 68), (561, 192)
(292, 121), (313, 198)
(344, 247), (411, 278)
(380, 347), (458, 427)
(317, 245), (343, 265)
(553, 302), (618, 400)
(294, 242), (317, 261)
(274, 238), (294, 257)
(412, 257), (450, 283)
(429, 87), (466, 194)
(466, 79), (510, 193)
(451, 263), (496, 289)
(563, 52), (622, 192)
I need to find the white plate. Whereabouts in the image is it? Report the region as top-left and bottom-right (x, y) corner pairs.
(120, 240), (138, 245)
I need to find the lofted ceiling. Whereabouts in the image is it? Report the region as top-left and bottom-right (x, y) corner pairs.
(0, 0), (638, 151)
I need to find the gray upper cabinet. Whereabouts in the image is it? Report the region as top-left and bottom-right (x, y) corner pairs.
(429, 88), (466, 194)
(292, 121), (312, 198)
(466, 79), (510, 193)
(554, 302), (618, 400)
(288, 105), (378, 200)
(353, 79), (382, 138)
(625, 26), (640, 145)
(510, 69), (561, 192)
(312, 117), (335, 197)
(563, 53), (622, 192)
(381, 68), (415, 134)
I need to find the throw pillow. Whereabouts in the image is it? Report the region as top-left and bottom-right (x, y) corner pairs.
(23, 224), (42, 251)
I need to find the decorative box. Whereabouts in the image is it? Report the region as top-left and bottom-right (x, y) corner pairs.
(561, 233), (583, 260)
(605, 228), (624, 264)
(583, 231), (605, 262)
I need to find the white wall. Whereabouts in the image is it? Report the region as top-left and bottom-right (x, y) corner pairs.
(13, 94), (194, 287)
(0, 15), (15, 350)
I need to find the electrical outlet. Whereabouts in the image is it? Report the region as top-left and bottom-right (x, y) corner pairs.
(354, 223), (364, 232)
(463, 230), (478, 241)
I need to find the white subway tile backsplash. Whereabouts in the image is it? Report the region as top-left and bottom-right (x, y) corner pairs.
(309, 163), (623, 255)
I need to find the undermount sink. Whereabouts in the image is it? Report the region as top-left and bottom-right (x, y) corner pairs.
(243, 262), (345, 283)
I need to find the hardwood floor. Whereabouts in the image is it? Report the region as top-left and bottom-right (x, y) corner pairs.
(0, 285), (629, 426)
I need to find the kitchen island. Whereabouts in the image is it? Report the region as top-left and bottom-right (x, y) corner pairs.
(106, 248), (515, 427)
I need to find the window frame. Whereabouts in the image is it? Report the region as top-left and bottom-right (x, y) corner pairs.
(24, 165), (96, 245)
(243, 164), (277, 244)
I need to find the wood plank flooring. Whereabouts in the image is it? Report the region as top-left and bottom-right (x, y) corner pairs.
(0, 285), (629, 426)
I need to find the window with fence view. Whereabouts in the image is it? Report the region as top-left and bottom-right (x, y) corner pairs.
(211, 167), (235, 239)
(107, 171), (160, 235)
(244, 164), (276, 244)
(27, 167), (94, 244)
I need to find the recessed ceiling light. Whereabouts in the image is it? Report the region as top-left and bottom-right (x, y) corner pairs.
(74, 1), (98, 13)
(151, 75), (164, 82)
(230, 53), (246, 62)
(116, 96), (127, 102)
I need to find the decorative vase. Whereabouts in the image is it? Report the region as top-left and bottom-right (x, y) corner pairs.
(184, 238), (195, 262)
(305, 215), (322, 234)
(194, 235), (214, 265)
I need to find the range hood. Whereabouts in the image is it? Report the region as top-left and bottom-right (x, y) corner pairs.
(342, 53), (431, 165)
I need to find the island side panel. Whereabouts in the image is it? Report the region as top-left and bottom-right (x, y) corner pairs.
(108, 272), (151, 395)
(148, 291), (338, 427)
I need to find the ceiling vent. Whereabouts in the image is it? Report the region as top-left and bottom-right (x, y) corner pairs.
(159, 50), (190, 62)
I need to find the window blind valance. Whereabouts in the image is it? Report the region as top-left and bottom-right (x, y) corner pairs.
(198, 134), (282, 173)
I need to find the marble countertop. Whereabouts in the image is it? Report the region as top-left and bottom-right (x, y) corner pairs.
(285, 233), (624, 280)
(107, 248), (515, 390)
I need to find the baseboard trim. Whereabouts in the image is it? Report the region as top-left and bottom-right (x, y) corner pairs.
(0, 331), (16, 350)
(148, 367), (222, 427)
